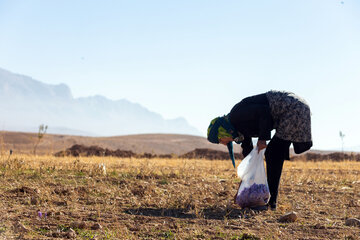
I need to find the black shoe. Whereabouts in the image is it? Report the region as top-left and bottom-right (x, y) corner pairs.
(268, 202), (277, 211)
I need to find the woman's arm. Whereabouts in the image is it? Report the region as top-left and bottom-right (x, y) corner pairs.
(230, 103), (273, 140)
(241, 136), (253, 158)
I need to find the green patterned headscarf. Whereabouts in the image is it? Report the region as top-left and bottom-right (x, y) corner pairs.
(207, 117), (232, 142)
(207, 116), (244, 168)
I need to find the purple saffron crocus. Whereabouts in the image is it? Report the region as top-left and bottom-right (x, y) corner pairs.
(38, 211), (42, 218)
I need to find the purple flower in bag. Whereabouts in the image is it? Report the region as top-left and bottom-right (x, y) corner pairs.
(235, 148), (270, 208)
(236, 183), (270, 208)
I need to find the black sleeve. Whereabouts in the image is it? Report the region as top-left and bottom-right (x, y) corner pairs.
(230, 104), (273, 141)
(257, 105), (273, 140)
(241, 136), (253, 158)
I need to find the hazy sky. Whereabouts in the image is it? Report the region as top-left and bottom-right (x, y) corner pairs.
(0, 0), (359, 151)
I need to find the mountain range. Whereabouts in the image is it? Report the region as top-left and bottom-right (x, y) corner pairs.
(0, 68), (201, 136)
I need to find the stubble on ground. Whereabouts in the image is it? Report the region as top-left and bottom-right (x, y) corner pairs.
(0, 155), (359, 239)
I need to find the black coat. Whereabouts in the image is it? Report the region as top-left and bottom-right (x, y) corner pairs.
(228, 93), (274, 157)
(228, 92), (312, 158)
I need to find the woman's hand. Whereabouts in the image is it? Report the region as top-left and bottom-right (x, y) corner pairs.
(257, 140), (267, 152)
(219, 137), (233, 145)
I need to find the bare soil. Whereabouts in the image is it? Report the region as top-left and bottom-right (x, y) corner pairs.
(55, 144), (360, 163)
(0, 155), (359, 239)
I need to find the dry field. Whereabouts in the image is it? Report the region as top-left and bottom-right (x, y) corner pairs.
(0, 154), (359, 240)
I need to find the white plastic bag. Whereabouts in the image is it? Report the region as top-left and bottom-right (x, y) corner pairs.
(235, 148), (270, 208)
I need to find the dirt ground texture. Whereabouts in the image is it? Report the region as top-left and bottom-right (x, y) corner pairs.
(54, 144), (360, 162)
(0, 155), (359, 240)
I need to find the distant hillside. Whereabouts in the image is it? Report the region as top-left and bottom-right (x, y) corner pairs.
(0, 67), (201, 136)
(0, 131), (241, 155)
(1, 131), (352, 162)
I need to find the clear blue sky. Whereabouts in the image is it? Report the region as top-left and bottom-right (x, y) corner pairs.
(0, 0), (359, 151)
